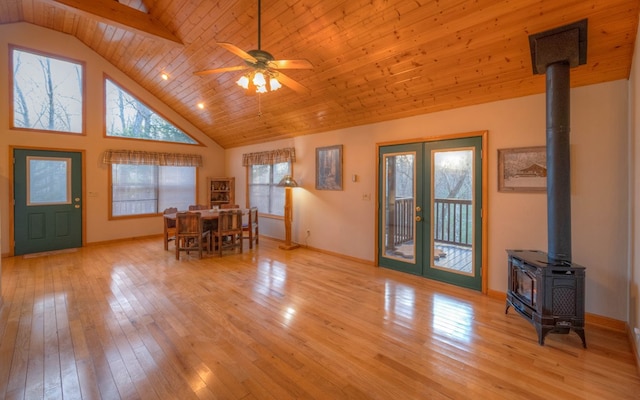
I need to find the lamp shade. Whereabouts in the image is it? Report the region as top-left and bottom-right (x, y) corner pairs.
(278, 175), (298, 188)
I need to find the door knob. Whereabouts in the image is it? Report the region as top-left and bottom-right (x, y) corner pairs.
(415, 216), (422, 222)
(415, 206), (422, 212)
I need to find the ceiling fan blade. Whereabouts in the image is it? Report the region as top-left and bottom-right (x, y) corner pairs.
(276, 72), (310, 94)
(194, 65), (249, 76)
(269, 59), (313, 70)
(217, 42), (258, 63)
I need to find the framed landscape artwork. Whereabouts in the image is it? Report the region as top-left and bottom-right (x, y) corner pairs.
(498, 146), (546, 192)
(316, 145), (343, 190)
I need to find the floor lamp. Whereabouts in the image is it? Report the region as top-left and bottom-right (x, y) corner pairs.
(278, 175), (300, 250)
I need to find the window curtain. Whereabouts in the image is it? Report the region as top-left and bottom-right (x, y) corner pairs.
(102, 150), (202, 167)
(242, 147), (296, 166)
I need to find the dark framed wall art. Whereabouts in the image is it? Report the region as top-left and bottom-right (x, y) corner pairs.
(316, 145), (343, 190)
(498, 146), (547, 192)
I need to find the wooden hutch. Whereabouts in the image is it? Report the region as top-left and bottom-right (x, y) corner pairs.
(207, 177), (235, 208)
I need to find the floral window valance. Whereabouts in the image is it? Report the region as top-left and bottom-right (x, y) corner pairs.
(102, 150), (203, 167)
(242, 147), (296, 166)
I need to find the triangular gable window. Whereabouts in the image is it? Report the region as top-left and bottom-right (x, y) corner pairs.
(105, 77), (197, 144)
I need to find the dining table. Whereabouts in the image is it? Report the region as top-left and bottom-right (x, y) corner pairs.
(163, 209), (226, 222)
(164, 208), (247, 246)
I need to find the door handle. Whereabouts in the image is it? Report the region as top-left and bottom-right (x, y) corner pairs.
(75, 205), (80, 209)
(415, 216), (422, 222)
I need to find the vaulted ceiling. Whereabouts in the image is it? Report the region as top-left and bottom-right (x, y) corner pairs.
(1, 0), (639, 148)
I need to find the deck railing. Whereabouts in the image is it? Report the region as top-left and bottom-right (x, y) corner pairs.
(389, 198), (472, 248)
(433, 198), (473, 247)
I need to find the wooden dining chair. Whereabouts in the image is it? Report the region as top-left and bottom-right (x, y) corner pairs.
(212, 210), (243, 256)
(220, 204), (240, 209)
(175, 212), (211, 259)
(163, 207), (178, 250)
(242, 207), (259, 249)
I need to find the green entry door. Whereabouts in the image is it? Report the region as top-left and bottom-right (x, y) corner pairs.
(13, 149), (83, 255)
(379, 137), (483, 291)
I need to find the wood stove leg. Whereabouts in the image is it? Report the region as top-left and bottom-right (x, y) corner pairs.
(574, 328), (587, 348)
(537, 325), (556, 346)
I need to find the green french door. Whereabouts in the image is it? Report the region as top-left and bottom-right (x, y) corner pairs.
(13, 149), (83, 255)
(378, 137), (483, 291)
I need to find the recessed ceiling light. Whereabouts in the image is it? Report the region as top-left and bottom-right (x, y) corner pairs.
(161, 73), (169, 81)
(197, 102), (205, 109)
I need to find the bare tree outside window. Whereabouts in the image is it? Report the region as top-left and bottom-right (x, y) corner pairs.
(105, 79), (198, 144)
(12, 48), (83, 133)
(433, 150), (473, 200)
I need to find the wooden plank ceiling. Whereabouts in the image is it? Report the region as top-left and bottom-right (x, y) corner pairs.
(2, 0), (639, 148)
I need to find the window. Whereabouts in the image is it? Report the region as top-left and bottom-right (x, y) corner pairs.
(248, 161), (291, 216)
(105, 78), (198, 144)
(27, 157), (71, 205)
(111, 164), (196, 217)
(243, 147), (296, 216)
(11, 46), (84, 133)
(104, 150), (202, 218)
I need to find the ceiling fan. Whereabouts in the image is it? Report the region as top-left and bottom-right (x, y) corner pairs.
(194, 0), (313, 93)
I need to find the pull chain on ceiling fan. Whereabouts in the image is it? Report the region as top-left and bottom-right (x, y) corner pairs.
(194, 0), (313, 94)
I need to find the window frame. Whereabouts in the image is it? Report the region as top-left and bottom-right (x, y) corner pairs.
(9, 45), (86, 135)
(108, 163), (198, 220)
(246, 161), (292, 218)
(103, 74), (202, 145)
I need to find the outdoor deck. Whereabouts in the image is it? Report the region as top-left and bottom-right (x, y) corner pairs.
(434, 243), (473, 273)
(384, 197), (474, 274)
(385, 242), (473, 274)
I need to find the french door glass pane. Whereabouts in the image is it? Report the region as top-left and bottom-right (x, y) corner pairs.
(382, 152), (416, 262)
(431, 149), (474, 276)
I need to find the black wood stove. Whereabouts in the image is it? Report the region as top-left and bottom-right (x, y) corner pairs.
(506, 249), (586, 347)
(505, 20), (588, 347)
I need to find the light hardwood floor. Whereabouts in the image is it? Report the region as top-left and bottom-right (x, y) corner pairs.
(1, 237), (639, 399)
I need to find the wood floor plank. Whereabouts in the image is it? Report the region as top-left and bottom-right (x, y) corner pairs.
(1, 236), (639, 399)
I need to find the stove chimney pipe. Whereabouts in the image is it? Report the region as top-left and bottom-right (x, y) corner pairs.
(528, 20), (587, 263)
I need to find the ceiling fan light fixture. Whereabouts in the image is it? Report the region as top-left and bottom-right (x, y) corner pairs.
(236, 75), (250, 89)
(194, 0), (312, 94)
(270, 77), (282, 91)
(237, 70), (282, 93)
(253, 71), (266, 86)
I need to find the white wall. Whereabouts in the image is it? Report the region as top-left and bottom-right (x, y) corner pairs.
(0, 23), (226, 252)
(630, 11), (640, 357)
(227, 80), (630, 321)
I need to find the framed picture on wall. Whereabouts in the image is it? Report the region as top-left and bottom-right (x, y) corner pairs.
(498, 146), (547, 192)
(316, 145), (343, 190)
